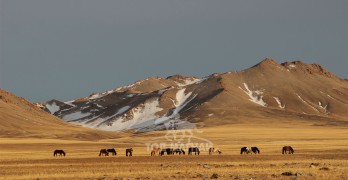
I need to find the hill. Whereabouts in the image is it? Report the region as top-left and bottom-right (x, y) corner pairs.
(38, 59), (348, 131)
(0, 89), (124, 139)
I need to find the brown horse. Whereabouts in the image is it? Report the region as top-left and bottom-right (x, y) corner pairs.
(251, 147), (260, 154)
(99, 149), (109, 156)
(107, 148), (117, 156)
(209, 147), (222, 155)
(173, 148), (185, 155)
(282, 146), (294, 154)
(240, 147), (251, 154)
(241, 147), (259, 154)
(151, 148), (161, 156)
(53, 150), (66, 157)
(126, 148), (133, 156)
(188, 147), (200, 155)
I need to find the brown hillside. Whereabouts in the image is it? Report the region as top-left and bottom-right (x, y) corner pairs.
(38, 59), (348, 131)
(0, 89), (124, 139)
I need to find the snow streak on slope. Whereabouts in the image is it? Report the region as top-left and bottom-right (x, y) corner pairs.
(239, 83), (267, 107)
(296, 94), (320, 113)
(175, 78), (204, 87)
(101, 98), (163, 131)
(318, 101), (327, 113)
(45, 102), (60, 114)
(62, 111), (92, 121)
(273, 97), (285, 109)
(155, 88), (195, 125)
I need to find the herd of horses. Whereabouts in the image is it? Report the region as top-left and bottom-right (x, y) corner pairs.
(98, 148), (133, 156)
(53, 146), (294, 157)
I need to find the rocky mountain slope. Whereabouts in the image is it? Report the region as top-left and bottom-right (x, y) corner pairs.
(38, 59), (348, 132)
(0, 89), (122, 139)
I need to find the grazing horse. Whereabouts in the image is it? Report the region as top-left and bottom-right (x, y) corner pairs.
(151, 148), (161, 156)
(251, 147), (260, 154)
(107, 148), (117, 156)
(160, 149), (166, 156)
(173, 148), (185, 155)
(99, 149), (109, 156)
(282, 146), (294, 154)
(209, 147), (222, 155)
(126, 148), (133, 156)
(188, 147), (200, 155)
(240, 147), (251, 154)
(160, 148), (174, 156)
(241, 147), (260, 154)
(53, 150), (66, 157)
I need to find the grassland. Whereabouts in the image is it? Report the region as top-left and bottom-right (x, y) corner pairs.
(1, 123), (348, 179)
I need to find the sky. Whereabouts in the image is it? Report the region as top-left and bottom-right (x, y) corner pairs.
(0, 0), (347, 102)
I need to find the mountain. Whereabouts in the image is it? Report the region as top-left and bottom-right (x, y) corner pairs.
(38, 59), (348, 132)
(0, 89), (122, 139)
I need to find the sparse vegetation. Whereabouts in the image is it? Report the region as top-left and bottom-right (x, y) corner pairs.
(1, 124), (347, 179)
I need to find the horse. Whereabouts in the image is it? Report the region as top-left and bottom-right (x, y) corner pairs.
(240, 147), (251, 154)
(241, 147), (260, 154)
(209, 147), (222, 155)
(126, 148), (133, 156)
(251, 147), (260, 154)
(188, 147), (200, 155)
(173, 148), (185, 155)
(160, 148), (174, 156)
(107, 148), (117, 156)
(99, 149), (109, 156)
(53, 150), (66, 157)
(160, 149), (166, 156)
(282, 146), (294, 154)
(151, 148), (161, 156)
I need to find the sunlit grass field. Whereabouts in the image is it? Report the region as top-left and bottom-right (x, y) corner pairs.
(1, 123), (348, 179)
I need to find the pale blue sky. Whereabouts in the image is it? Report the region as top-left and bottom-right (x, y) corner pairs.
(0, 0), (347, 102)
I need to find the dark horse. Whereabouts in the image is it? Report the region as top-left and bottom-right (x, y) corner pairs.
(188, 147), (200, 155)
(251, 147), (260, 154)
(53, 150), (66, 157)
(240, 147), (250, 154)
(173, 148), (185, 155)
(160, 148), (174, 156)
(282, 146), (294, 154)
(241, 147), (260, 154)
(107, 148), (117, 156)
(99, 149), (109, 156)
(126, 148), (133, 156)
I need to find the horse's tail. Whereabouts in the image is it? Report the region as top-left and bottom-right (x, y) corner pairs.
(53, 151), (56, 156)
(99, 151), (101, 156)
(282, 147), (285, 154)
(63, 151), (66, 156)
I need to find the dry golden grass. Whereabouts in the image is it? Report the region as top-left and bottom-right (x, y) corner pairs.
(1, 123), (348, 179)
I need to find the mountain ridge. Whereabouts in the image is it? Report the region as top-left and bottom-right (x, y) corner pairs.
(37, 59), (348, 132)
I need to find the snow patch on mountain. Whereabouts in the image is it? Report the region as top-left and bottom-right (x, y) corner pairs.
(175, 78), (203, 87)
(155, 89), (196, 125)
(273, 97), (285, 109)
(102, 99), (163, 131)
(64, 100), (77, 107)
(289, 64), (296, 69)
(45, 102), (60, 114)
(296, 94), (319, 113)
(63, 111), (92, 121)
(239, 83), (267, 107)
(318, 101), (327, 112)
